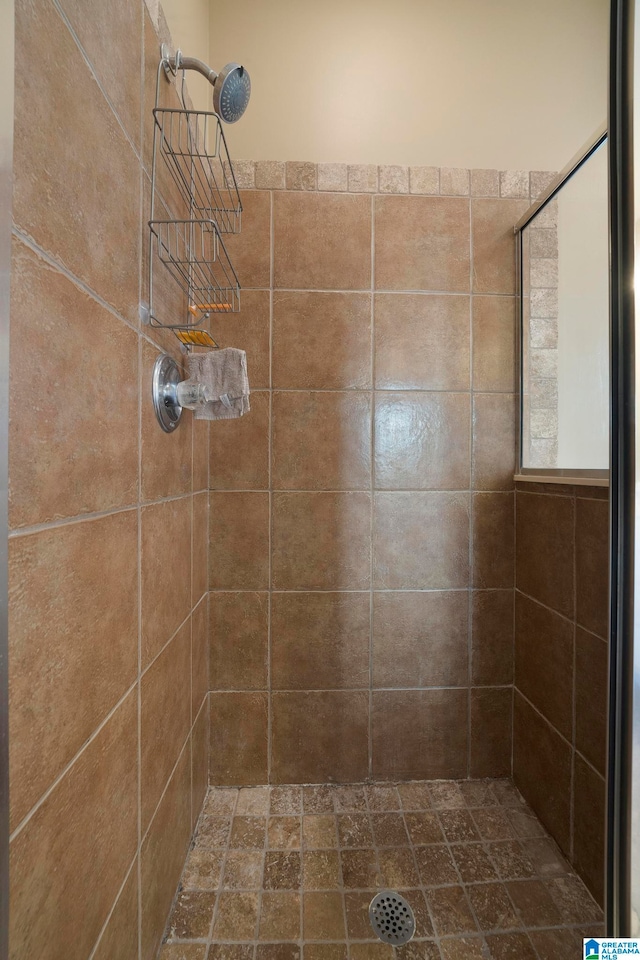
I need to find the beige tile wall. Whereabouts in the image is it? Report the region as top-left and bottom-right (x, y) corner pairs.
(513, 482), (609, 905)
(522, 195), (560, 467)
(207, 166), (551, 787)
(9, 1), (209, 957)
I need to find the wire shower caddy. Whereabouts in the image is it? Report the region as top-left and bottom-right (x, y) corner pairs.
(148, 53), (243, 342)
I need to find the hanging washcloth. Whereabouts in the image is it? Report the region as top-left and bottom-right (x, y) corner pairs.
(187, 348), (250, 420)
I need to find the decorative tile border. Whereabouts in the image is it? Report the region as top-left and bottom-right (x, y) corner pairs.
(230, 159), (556, 201)
(523, 198), (560, 468)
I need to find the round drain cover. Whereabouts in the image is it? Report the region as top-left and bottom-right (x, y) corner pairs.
(369, 890), (416, 945)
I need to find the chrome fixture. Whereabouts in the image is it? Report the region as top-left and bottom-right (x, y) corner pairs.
(161, 45), (251, 123)
(369, 891), (416, 946)
(152, 353), (211, 433)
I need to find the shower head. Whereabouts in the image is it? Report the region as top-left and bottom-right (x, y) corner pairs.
(213, 63), (251, 124)
(162, 48), (251, 123)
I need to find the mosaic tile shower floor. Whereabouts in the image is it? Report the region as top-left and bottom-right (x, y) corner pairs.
(158, 780), (603, 960)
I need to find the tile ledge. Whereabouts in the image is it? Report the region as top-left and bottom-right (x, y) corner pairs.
(514, 474), (609, 487)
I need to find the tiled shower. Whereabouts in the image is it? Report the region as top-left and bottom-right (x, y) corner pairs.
(208, 175), (528, 788)
(6, 0), (609, 958)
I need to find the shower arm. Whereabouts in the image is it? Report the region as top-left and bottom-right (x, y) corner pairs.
(161, 45), (218, 86)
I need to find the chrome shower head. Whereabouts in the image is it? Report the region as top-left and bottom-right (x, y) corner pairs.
(213, 63), (251, 124)
(162, 48), (251, 124)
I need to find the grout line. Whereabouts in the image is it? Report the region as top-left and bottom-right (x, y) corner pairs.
(360, 787), (383, 950)
(571, 622), (609, 646)
(11, 598), (197, 846)
(269, 188), (275, 302)
(192, 685), (210, 726)
(257, 288), (513, 297)
(208, 588), (514, 594)
(190, 410), (196, 828)
(13, 226), (206, 366)
(299, 790), (306, 957)
(510, 221), (520, 788)
(50, 0), (143, 164)
(8, 503), (138, 539)
(141, 607), (195, 682)
(369, 192), (375, 780)
(186, 694), (210, 842)
(432, 803), (491, 952)
(514, 586), (608, 643)
(569, 489), (577, 865)
(9, 679), (138, 843)
(137, 324), (144, 960)
(137, 14), (145, 958)
(212, 685), (514, 694)
(267, 188), (274, 786)
(193, 592), (208, 613)
(255, 387), (515, 395)
(87, 851), (140, 960)
(205, 786), (241, 950)
(467, 195), (473, 780)
(514, 484), (608, 500)
(9, 490), (200, 540)
(398, 799), (446, 956)
(140, 708), (206, 860)
(510, 462), (517, 782)
(513, 689), (606, 782)
(510, 607), (516, 783)
(207, 486), (521, 494)
(12, 227), (143, 341)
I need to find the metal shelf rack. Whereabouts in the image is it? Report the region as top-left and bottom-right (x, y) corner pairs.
(147, 55), (242, 341)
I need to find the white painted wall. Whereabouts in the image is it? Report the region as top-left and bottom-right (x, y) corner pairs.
(556, 142), (609, 469)
(160, 0), (212, 113)
(204, 0), (608, 170)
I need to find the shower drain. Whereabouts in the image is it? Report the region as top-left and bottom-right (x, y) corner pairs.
(369, 890), (416, 945)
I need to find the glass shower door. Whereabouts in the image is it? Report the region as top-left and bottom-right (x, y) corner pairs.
(609, 0), (640, 937)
